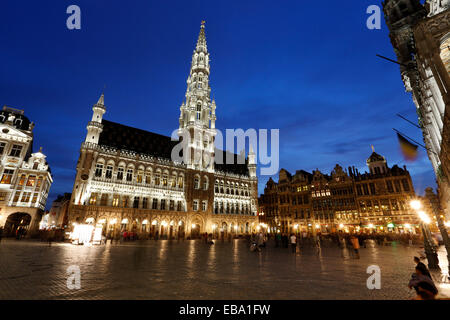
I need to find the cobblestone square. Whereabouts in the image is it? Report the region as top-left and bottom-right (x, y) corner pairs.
(0, 239), (449, 300)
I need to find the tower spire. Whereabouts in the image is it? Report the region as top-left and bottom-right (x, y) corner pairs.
(196, 20), (207, 53)
(177, 22), (216, 172)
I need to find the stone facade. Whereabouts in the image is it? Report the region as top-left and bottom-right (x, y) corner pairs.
(0, 106), (53, 236)
(67, 23), (258, 239)
(259, 151), (419, 234)
(383, 0), (450, 218)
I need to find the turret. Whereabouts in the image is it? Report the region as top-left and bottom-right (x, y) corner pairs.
(85, 93), (106, 144)
(366, 146), (388, 175)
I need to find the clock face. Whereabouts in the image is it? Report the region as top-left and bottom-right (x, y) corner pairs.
(81, 174), (89, 181)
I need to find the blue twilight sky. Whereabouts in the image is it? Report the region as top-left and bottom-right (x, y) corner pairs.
(0, 0), (436, 207)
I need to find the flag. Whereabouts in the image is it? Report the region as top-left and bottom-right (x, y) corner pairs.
(397, 132), (418, 161)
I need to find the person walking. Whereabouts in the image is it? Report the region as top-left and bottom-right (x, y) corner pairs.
(290, 234), (297, 253)
(350, 235), (360, 259)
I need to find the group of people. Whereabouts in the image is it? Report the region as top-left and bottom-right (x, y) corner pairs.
(408, 256), (439, 300)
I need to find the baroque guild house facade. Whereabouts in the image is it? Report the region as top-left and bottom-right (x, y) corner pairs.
(0, 106), (53, 236)
(68, 23), (258, 239)
(259, 150), (419, 234)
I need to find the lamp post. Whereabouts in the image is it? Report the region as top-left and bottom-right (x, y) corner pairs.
(410, 200), (440, 270)
(425, 188), (450, 275)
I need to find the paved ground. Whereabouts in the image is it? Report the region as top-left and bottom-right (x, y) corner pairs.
(0, 238), (449, 300)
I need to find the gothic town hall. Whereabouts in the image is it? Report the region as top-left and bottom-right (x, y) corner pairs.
(68, 23), (259, 239)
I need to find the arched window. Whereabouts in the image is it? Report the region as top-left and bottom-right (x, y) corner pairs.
(95, 163), (103, 177)
(162, 171), (168, 186)
(194, 175), (200, 189)
(215, 180), (219, 193)
(105, 162), (114, 179)
(155, 171), (161, 185)
(171, 173), (177, 188)
(203, 176), (208, 190)
(117, 163), (125, 180)
(136, 169), (144, 184)
(145, 168), (152, 184)
(126, 168), (133, 182)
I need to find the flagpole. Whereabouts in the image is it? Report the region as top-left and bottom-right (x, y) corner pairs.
(392, 128), (438, 155)
(396, 113), (421, 129)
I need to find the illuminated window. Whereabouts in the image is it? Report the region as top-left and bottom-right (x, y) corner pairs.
(26, 175), (36, 187)
(89, 193), (98, 205)
(32, 193), (38, 203)
(155, 173), (161, 185)
(145, 173), (152, 184)
(178, 176), (183, 188)
(18, 174), (26, 186)
(162, 175), (168, 186)
(0, 169), (14, 184)
(122, 196), (129, 208)
(171, 175), (177, 188)
(136, 171), (143, 183)
(21, 192), (31, 203)
(112, 195), (120, 207)
(36, 177), (42, 191)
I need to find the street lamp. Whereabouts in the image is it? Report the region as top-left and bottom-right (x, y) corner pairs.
(410, 199), (440, 270)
